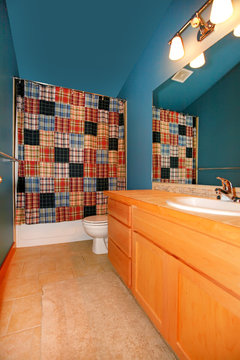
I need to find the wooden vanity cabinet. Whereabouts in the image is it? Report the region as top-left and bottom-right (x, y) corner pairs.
(108, 198), (132, 288)
(106, 193), (240, 359)
(132, 205), (240, 360)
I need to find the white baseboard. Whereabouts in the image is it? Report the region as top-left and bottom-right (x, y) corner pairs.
(16, 220), (92, 247)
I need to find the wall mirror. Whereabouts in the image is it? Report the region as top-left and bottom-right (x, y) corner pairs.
(152, 29), (240, 186)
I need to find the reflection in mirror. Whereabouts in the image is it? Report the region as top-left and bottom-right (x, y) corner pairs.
(152, 30), (240, 186)
(152, 106), (198, 184)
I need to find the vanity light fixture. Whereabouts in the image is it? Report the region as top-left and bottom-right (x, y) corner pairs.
(233, 24), (240, 37)
(168, 0), (233, 61)
(190, 52), (206, 68)
(169, 35), (184, 61)
(210, 0), (233, 24)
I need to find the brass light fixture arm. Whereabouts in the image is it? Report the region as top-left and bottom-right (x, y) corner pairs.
(168, 0), (214, 44)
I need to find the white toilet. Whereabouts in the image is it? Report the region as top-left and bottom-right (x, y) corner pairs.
(82, 215), (108, 254)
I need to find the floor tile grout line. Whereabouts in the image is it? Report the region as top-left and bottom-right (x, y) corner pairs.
(0, 299), (14, 338)
(0, 295), (41, 303)
(1, 292), (43, 302)
(0, 325), (41, 338)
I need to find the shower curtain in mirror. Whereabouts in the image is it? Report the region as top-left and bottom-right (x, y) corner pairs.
(152, 106), (197, 184)
(15, 79), (126, 224)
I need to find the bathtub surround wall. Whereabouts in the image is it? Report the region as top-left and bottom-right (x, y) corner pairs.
(15, 79), (126, 228)
(0, 0), (19, 265)
(16, 220), (91, 247)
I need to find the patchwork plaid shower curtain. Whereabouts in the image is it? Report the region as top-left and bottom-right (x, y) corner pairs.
(152, 106), (197, 184)
(15, 79), (126, 225)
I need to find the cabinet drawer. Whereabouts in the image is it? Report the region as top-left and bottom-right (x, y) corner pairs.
(108, 215), (131, 257)
(108, 238), (131, 288)
(108, 198), (131, 226)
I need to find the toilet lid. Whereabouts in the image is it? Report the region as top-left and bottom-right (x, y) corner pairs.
(83, 215), (108, 223)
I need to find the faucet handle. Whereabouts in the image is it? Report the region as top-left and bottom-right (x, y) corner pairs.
(216, 177), (233, 193)
(216, 177), (227, 190)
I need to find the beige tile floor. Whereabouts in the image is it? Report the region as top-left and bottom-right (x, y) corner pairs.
(0, 240), (113, 360)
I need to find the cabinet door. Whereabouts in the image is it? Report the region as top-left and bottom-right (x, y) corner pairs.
(132, 232), (167, 337)
(167, 256), (240, 360)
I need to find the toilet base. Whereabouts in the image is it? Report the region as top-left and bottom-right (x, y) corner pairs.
(92, 237), (108, 254)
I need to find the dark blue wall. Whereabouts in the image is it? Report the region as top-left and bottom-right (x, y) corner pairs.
(0, 0), (18, 155)
(184, 62), (240, 187)
(0, 0), (19, 265)
(118, 0), (207, 189)
(0, 161), (15, 265)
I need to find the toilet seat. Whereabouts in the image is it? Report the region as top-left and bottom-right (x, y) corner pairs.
(83, 215), (108, 225)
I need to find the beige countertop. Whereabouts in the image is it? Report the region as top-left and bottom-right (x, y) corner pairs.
(105, 190), (240, 247)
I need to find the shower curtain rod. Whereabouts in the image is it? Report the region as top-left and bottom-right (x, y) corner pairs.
(155, 106), (196, 119)
(199, 167), (240, 170)
(13, 77), (127, 102)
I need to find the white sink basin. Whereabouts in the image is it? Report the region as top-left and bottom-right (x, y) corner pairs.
(167, 197), (240, 216)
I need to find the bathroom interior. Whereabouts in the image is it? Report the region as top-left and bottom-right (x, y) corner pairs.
(0, 0), (240, 358)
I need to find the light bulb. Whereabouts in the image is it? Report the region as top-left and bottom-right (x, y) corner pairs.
(190, 53), (206, 68)
(233, 24), (240, 37)
(169, 35), (184, 61)
(210, 0), (233, 24)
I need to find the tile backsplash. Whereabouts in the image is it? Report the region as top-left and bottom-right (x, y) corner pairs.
(152, 182), (240, 198)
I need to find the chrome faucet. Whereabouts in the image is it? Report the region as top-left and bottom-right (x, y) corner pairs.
(215, 177), (240, 202)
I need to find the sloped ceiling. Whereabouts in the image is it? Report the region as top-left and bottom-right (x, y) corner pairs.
(153, 31), (240, 112)
(6, 0), (172, 97)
